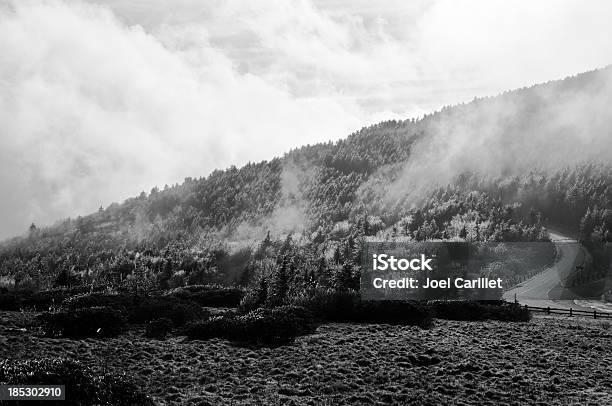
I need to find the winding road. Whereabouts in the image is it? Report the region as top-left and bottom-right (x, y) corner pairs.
(502, 231), (612, 313)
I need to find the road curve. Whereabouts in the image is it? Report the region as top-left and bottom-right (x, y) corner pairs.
(503, 231), (612, 313)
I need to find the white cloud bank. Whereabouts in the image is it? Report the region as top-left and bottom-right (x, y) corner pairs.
(0, 0), (363, 239)
(1, 0), (612, 239)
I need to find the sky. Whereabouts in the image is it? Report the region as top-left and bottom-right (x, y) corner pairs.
(1, 0), (612, 239)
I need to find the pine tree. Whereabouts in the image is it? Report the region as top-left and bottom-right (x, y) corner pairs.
(254, 231), (272, 260)
(333, 261), (354, 291)
(333, 246), (341, 265)
(257, 277), (268, 307)
(316, 257), (327, 284)
(267, 258), (288, 307)
(579, 208), (595, 243)
(239, 262), (254, 286)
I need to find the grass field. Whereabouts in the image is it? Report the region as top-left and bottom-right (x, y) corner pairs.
(1, 311), (611, 405)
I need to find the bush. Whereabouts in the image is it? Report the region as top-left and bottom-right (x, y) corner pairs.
(237, 278), (268, 314)
(130, 297), (206, 327)
(289, 288), (359, 321)
(64, 293), (207, 327)
(353, 300), (433, 328)
(431, 301), (531, 322)
(185, 305), (318, 346)
(0, 286), (108, 311)
(24, 290), (76, 311)
(0, 358), (153, 406)
(22, 286), (108, 311)
(145, 318), (174, 339)
(184, 315), (237, 341)
(63, 292), (136, 310)
(290, 289), (433, 328)
(0, 293), (21, 311)
(164, 285), (243, 307)
(38, 307), (126, 338)
(98, 374), (156, 406)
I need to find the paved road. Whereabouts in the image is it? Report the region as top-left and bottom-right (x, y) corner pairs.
(503, 231), (612, 313)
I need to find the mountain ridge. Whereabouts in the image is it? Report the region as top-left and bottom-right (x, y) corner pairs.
(4, 66), (612, 251)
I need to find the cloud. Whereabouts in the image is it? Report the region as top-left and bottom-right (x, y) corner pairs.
(95, 0), (612, 112)
(1, 0), (612, 239)
(414, 0), (612, 89)
(361, 67), (612, 210)
(0, 0), (364, 239)
(231, 161), (310, 242)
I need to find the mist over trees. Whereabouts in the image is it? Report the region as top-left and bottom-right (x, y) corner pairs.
(1, 67), (611, 293)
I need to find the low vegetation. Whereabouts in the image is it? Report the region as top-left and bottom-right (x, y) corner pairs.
(0, 285), (107, 312)
(2, 284), (533, 344)
(3, 281), (532, 344)
(184, 305), (319, 346)
(2, 313), (609, 405)
(64, 292), (207, 327)
(431, 300), (532, 322)
(38, 306), (127, 338)
(0, 358), (153, 406)
(163, 284), (243, 307)
(290, 288), (434, 327)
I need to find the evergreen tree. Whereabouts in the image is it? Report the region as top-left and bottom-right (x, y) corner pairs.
(267, 258), (289, 307)
(580, 208), (595, 243)
(333, 261), (355, 291)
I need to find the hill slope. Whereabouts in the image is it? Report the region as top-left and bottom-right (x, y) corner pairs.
(1, 67), (612, 290)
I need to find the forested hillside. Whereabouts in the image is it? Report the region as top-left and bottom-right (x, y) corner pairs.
(1, 67), (612, 292)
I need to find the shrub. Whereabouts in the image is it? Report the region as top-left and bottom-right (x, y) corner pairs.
(0, 293), (21, 311)
(98, 374), (155, 406)
(237, 278), (268, 314)
(38, 307), (126, 338)
(22, 286), (108, 311)
(15, 276), (38, 293)
(63, 292), (136, 310)
(0, 358), (153, 406)
(24, 290), (74, 311)
(184, 315), (238, 341)
(431, 301), (531, 322)
(486, 302), (531, 322)
(185, 305), (318, 346)
(0, 358), (99, 405)
(164, 284), (243, 307)
(353, 300), (433, 328)
(130, 297), (206, 327)
(0, 286), (108, 311)
(64, 293), (207, 327)
(290, 289), (432, 328)
(289, 288), (359, 321)
(167, 272), (186, 289)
